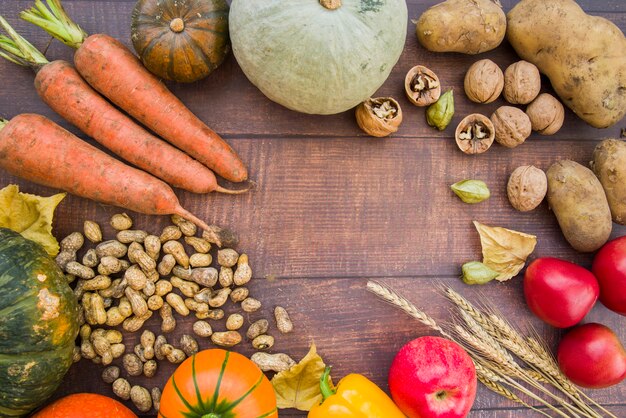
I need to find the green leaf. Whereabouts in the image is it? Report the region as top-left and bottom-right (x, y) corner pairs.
(271, 343), (329, 411)
(0, 184), (65, 255)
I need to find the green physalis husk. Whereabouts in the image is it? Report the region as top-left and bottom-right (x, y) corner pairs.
(426, 89), (454, 130)
(451, 179), (490, 204)
(461, 261), (499, 285)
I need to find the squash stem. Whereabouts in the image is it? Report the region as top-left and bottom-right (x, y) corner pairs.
(319, 366), (336, 401)
(0, 118), (8, 131)
(0, 15), (49, 69)
(20, 0), (87, 49)
(319, 0), (342, 10)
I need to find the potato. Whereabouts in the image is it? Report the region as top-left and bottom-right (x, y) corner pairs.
(591, 139), (626, 225)
(507, 0), (626, 128)
(415, 0), (505, 54)
(546, 160), (612, 253)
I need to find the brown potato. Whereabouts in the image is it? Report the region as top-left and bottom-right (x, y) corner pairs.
(507, 0), (626, 128)
(591, 139), (626, 225)
(416, 0), (506, 54)
(546, 160), (612, 253)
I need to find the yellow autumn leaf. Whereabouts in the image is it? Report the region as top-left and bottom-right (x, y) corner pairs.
(0, 184), (66, 256)
(271, 343), (330, 411)
(473, 221), (537, 282)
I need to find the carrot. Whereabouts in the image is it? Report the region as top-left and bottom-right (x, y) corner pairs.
(0, 17), (242, 195)
(20, 0), (248, 183)
(0, 114), (211, 230)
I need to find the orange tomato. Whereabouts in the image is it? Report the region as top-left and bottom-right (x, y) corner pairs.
(31, 393), (137, 418)
(159, 349), (277, 418)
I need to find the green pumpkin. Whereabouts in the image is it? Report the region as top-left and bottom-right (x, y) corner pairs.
(0, 228), (79, 417)
(229, 0), (408, 115)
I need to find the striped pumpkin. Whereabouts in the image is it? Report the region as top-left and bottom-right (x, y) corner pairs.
(158, 349), (277, 418)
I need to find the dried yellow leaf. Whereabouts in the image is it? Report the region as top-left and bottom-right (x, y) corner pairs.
(271, 343), (330, 411)
(473, 221), (537, 281)
(0, 184), (65, 256)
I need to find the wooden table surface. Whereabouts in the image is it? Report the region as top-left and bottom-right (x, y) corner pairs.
(1, 0), (625, 416)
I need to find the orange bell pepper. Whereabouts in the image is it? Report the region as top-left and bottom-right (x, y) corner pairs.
(308, 367), (405, 417)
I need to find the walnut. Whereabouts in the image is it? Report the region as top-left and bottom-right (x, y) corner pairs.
(526, 93), (565, 135)
(507, 165), (548, 211)
(355, 97), (403, 137)
(455, 114), (495, 155)
(503, 61), (541, 105)
(464, 59), (504, 104)
(490, 106), (532, 148)
(404, 65), (441, 107)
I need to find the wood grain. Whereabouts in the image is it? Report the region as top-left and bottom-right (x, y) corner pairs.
(0, 0), (624, 416)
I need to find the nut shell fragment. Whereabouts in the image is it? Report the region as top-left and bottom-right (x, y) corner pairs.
(355, 97), (403, 137)
(455, 114), (495, 155)
(404, 65), (441, 107)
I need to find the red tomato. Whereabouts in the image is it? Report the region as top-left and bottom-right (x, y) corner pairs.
(524, 258), (599, 328)
(32, 393), (137, 418)
(592, 236), (626, 315)
(557, 323), (626, 389)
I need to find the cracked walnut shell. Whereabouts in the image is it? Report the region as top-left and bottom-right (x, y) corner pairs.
(356, 97), (403, 137)
(464, 59), (504, 104)
(455, 114), (495, 154)
(507, 165), (547, 212)
(404, 65), (441, 107)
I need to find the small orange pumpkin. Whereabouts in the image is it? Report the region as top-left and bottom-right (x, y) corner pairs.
(131, 0), (230, 83)
(32, 393), (137, 418)
(158, 349), (278, 418)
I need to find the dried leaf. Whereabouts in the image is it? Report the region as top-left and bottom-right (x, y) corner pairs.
(0, 184), (65, 256)
(271, 343), (329, 411)
(473, 221), (537, 282)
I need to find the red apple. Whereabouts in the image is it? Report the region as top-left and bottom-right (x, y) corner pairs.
(557, 323), (626, 389)
(592, 236), (626, 315)
(524, 257), (599, 328)
(388, 336), (476, 418)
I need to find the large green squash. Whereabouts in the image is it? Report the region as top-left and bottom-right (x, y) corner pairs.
(229, 0), (408, 115)
(0, 228), (79, 417)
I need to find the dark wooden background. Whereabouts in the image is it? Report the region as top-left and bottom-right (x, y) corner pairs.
(1, 0), (625, 416)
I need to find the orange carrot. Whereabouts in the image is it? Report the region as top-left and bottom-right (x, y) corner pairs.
(21, 0), (248, 183)
(0, 17), (241, 195)
(0, 114), (211, 230)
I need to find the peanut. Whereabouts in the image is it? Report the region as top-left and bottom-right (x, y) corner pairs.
(118, 296), (133, 317)
(233, 254), (252, 285)
(160, 225), (182, 242)
(143, 280), (156, 297)
(83, 275), (111, 291)
(185, 298), (209, 314)
(246, 319), (269, 340)
(165, 347), (186, 364)
(251, 352), (296, 373)
(147, 294), (164, 311)
(141, 330), (156, 360)
(190, 267), (218, 288)
(122, 311), (153, 332)
(84, 220), (103, 243)
(125, 265), (148, 290)
(113, 378), (131, 400)
(129, 242), (157, 272)
(96, 240), (127, 258)
(218, 267), (233, 288)
(72, 346), (81, 363)
(111, 343), (125, 359)
(241, 297), (261, 313)
(130, 385), (152, 412)
(211, 331), (242, 347)
(123, 353), (143, 376)
(105, 307), (125, 326)
(172, 265), (192, 280)
(60, 231), (84, 252)
(154, 335), (167, 361)
(110, 213), (133, 231)
(226, 313), (244, 331)
(79, 323), (91, 341)
(117, 229), (148, 244)
(217, 248), (239, 267)
(99, 278), (127, 298)
(144, 234), (161, 260)
(56, 250), (76, 270)
(145, 269), (159, 283)
(80, 341), (96, 359)
(66, 261), (95, 280)
(171, 214), (196, 236)
(157, 254), (176, 276)
(166, 293), (190, 316)
(155, 280), (173, 296)
(202, 225), (238, 248)
(160, 303), (176, 333)
(102, 366), (120, 384)
(206, 309), (224, 321)
(143, 360), (158, 378)
(151, 388), (162, 412)
(82, 248), (99, 268)
(193, 320), (213, 337)
(170, 276), (199, 298)
(84, 293), (107, 325)
(230, 287), (249, 303)
(185, 236), (211, 253)
(180, 334), (199, 357)
(105, 329), (123, 344)
(208, 288), (231, 308)
(252, 335), (274, 350)
(189, 253), (212, 268)
(163, 240), (189, 268)
(98, 256), (123, 276)
(74, 279), (86, 300)
(125, 287), (148, 317)
(274, 306), (294, 334)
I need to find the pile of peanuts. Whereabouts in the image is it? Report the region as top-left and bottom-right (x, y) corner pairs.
(55, 214), (295, 412)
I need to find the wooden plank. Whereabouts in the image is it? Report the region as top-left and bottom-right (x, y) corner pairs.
(49, 276), (626, 416)
(1, 136), (623, 279)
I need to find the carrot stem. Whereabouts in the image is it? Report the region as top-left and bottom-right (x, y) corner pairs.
(19, 0), (86, 49)
(0, 15), (48, 68)
(214, 181), (256, 195)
